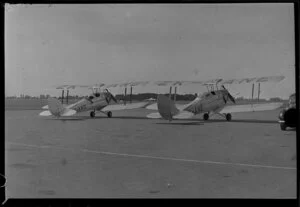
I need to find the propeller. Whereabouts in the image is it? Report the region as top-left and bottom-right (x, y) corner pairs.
(221, 85), (236, 104)
(105, 89), (118, 103)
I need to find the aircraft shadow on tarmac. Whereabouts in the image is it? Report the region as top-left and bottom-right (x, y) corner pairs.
(71, 116), (279, 124)
(45, 117), (86, 121)
(156, 122), (204, 126)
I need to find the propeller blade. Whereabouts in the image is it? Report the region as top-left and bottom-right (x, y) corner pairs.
(105, 89), (118, 103)
(221, 85), (236, 104)
(228, 93), (236, 104)
(110, 94), (118, 103)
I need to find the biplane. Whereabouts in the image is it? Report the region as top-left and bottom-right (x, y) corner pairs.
(39, 84), (149, 118)
(143, 76), (285, 121)
(100, 76), (285, 121)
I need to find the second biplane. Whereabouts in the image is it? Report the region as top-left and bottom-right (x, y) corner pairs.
(143, 76), (285, 121)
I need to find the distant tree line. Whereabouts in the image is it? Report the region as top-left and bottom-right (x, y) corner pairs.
(116, 93), (197, 101)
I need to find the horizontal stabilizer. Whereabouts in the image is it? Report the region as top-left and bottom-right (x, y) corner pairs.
(61, 109), (77, 116)
(146, 112), (161, 119)
(42, 105), (49, 109)
(146, 103), (158, 110)
(39, 110), (52, 116)
(39, 109), (76, 117)
(146, 111), (194, 119)
(102, 102), (149, 111)
(42, 104), (68, 110)
(146, 102), (188, 111)
(173, 111), (195, 119)
(220, 102), (284, 114)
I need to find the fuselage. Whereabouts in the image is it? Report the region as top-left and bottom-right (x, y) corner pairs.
(66, 92), (110, 113)
(183, 90), (230, 114)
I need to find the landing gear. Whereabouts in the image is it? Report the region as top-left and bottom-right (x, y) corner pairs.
(203, 113), (209, 121)
(90, 111), (95, 118)
(107, 111), (112, 118)
(214, 112), (232, 121)
(225, 113), (232, 121)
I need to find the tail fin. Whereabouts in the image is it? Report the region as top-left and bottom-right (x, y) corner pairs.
(48, 97), (65, 116)
(47, 97), (77, 117)
(157, 95), (180, 121)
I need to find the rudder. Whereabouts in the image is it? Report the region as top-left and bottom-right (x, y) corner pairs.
(48, 97), (65, 117)
(157, 95), (180, 121)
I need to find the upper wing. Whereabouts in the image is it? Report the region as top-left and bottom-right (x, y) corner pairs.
(55, 84), (91, 90)
(219, 102), (284, 114)
(54, 75), (285, 91)
(101, 102), (150, 111)
(219, 76), (285, 85)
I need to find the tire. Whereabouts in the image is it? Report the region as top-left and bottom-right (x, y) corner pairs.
(203, 113), (209, 121)
(107, 111), (112, 118)
(280, 123), (287, 131)
(226, 113), (232, 121)
(90, 111), (95, 118)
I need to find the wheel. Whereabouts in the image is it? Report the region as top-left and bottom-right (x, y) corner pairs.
(203, 113), (209, 121)
(107, 111), (112, 118)
(280, 123), (287, 131)
(226, 113), (232, 121)
(90, 111), (95, 118)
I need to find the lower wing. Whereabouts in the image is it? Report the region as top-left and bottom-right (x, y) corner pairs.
(220, 102), (284, 114)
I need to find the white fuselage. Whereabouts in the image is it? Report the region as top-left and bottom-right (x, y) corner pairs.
(183, 90), (230, 114)
(67, 93), (110, 113)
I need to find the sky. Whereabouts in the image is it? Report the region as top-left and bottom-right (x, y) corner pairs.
(5, 3), (295, 99)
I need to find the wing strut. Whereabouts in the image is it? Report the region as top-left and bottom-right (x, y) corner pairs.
(124, 87), (127, 105)
(251, 83), (254, 101)
(257, 83), (261, 102)
(174, 86), (177, 103)
(61, 90), (64, 104)
(66, 90), (69, 104)
(130, 86), (133, 104)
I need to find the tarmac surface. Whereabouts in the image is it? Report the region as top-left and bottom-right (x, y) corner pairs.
(5, 108), (296, 198)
